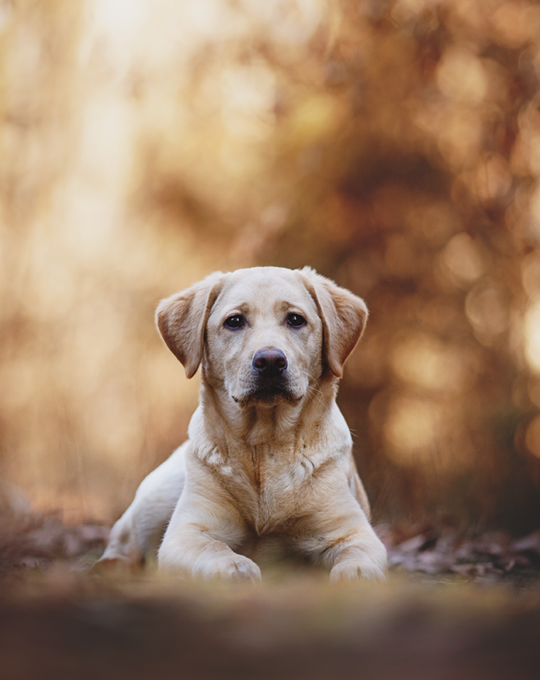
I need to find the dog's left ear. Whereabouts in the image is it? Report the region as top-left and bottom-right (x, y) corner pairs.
(299, 267), (368, 379)
(156, 271), (225, 378)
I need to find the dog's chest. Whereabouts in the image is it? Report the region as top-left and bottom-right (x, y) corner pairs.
(218, 442), (327, 534)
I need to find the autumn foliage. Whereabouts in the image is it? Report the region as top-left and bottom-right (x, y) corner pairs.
(1, 0), (540, 532)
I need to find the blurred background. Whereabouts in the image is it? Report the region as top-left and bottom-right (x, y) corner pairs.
(1, 0), (540, 533)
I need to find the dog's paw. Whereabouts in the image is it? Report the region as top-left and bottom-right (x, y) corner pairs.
(330, 560), (386, 582)
(213, 555), (262, 582)
(329, 540), (387, 583)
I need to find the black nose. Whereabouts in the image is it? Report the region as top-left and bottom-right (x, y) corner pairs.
(252, 347), (288, 377)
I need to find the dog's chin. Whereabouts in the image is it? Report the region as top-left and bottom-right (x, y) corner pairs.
(231, 383), (304, 407)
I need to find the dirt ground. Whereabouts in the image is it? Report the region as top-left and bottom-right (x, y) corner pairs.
(1, 514), (540, 680)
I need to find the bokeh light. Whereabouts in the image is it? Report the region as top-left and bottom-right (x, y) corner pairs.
(1, 0), (540, 530)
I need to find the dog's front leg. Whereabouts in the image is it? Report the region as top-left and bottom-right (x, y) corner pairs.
(328, 538), (387, 582)
(158, 484), (261, 582)
(306, 497), (387, 582)
(328, 517), (387, 582)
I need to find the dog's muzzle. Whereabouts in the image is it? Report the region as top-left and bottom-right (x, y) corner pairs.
(233, 347), (292, 403)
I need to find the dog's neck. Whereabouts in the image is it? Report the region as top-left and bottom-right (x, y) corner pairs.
(195, 375), (339, 451)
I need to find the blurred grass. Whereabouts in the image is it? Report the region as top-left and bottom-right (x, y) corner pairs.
(1, 572), (540, 680)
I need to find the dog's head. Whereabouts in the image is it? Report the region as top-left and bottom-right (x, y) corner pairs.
(156, 267), (367, 406)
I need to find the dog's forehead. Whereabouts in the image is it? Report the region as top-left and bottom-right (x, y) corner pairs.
(217, 267), (314, 311)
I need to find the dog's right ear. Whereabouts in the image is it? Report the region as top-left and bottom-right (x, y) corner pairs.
(156, 271), (225, 379)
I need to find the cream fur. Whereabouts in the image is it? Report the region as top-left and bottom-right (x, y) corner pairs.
(97, 266), (387, 581)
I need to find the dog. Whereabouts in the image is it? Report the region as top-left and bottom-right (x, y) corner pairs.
(97, 266), (387, 581)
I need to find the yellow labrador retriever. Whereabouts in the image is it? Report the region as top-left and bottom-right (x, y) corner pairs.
(98, 267), (387, 581)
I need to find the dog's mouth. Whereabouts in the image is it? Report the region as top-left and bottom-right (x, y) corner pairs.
(232, 378), (303, 406)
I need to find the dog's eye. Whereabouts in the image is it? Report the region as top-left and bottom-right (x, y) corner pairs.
(287, 313), (306, 328)
(224, 315), (245, 330)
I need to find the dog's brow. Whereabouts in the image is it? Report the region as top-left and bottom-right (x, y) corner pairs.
(275, 299), (308, 314)
(219, 301), (250, 316)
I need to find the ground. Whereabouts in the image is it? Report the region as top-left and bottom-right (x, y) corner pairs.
(1, 513), (540, 679)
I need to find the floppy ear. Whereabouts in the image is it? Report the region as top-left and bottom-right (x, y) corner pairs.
(156, 271), (225, 379)
(299, 267), (368, 378)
